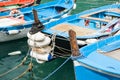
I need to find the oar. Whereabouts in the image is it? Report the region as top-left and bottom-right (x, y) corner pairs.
(29, 9), (44, 34)
(69, 29), (81, 57)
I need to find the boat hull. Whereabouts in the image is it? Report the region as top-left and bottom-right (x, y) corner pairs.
(0, 28), (30, 42)
(0, 0), (74, 42)
(74, 61), (120, 80)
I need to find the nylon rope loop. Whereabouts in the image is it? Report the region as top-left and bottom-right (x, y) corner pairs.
(42, 56), (71, 80)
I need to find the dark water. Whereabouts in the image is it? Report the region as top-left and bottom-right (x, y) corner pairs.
(0, 0), (119, 80)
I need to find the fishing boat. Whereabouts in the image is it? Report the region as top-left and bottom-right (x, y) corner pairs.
(27, 3), (120, 58)
(0, 0), (75, 42)
(0, 0), (34, 12)
(39, 3), (120, 46)
(72, 32), (120, 80)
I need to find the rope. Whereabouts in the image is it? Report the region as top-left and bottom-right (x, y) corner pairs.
(42, 56), (71, 80)
(0, 47), (31, 77)
(50, 33), (56, 56)
(55, 45), (71, 52)
(54, 52), (69, 58)
(12, 47), (34, 80)
(0, 56), (26, 77)
(12, 62), (33, 80)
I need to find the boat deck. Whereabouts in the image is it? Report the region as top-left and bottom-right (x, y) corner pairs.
(51, 24), (96, 36)
(102, 49), (120, 61)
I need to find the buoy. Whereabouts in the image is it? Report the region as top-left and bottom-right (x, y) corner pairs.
(36, 59), (46, 63)
(86, 39), (98, 44)
(8, 51), (21, 56)
(77, 40), (86, 45)
(28, 37), (51, 48)
(27, 32), (45, 41)
(6, 30), (20, 35)
(9, 9), (24, 20)
(32, 46), (52, 54)
(30, 51), (53, 62)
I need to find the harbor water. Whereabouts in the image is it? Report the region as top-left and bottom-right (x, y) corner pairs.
(0, 0), (119, 80)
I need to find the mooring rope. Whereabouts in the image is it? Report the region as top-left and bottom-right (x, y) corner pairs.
(12, 48), (34, 80)
(42, 56), (71, 80)
(0, 47), (31, 77)
(12, 62), (33, 80)
(56, 45), (70, 52)
(53, 52), (69, 58)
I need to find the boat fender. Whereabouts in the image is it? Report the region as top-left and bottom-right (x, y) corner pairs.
(36, 59), (46, 63)
(6, 30), (20, 35)
(105, 15), (112, 20)
(27, 32), (45, 41)
(62, 14), (69, 18)
(28, 37), (51, 48)
(9, 9), (24, 20)
(77, 40), (86, 45)
(8, 51), (21, 56)
(30, 51), (53, 62)
(32, 46), (52, 54)
(86, 39), (98, 44)
(73, 3), (76, 9)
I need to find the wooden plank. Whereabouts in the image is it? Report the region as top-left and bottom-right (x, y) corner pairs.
(80, 8), (120, 18)
(81, 16), (110, 22)
(107, 8), (120, 13)
(101, 49), (120, 61)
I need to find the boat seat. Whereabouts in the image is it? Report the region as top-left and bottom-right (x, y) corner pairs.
(107, 8), (120, 13)
(81, 16), (110, 22)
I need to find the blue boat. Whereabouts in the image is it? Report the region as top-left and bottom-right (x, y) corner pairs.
(38, 3), (120, 46)
(27, 3), (120, 63)
(0, 0), (75, 42)
(73, 34), (120, 80)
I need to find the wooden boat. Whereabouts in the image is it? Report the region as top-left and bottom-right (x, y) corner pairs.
(72, 33), (120, 80)
(38, 3), (120, 47)
(0, 0), (34, 12)
(0, 0), (75, 42)
(27, 3), (120, 57)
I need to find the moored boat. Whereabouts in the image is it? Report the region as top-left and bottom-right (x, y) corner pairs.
(40, 3), (120, 46)
(27, 3), (120, 57)
(0, 0), (34, 12)
(0, 0), (75, 42)
(72, 33), (120, 80)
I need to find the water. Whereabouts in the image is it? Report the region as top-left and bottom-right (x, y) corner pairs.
(0, 0), (119, 80)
